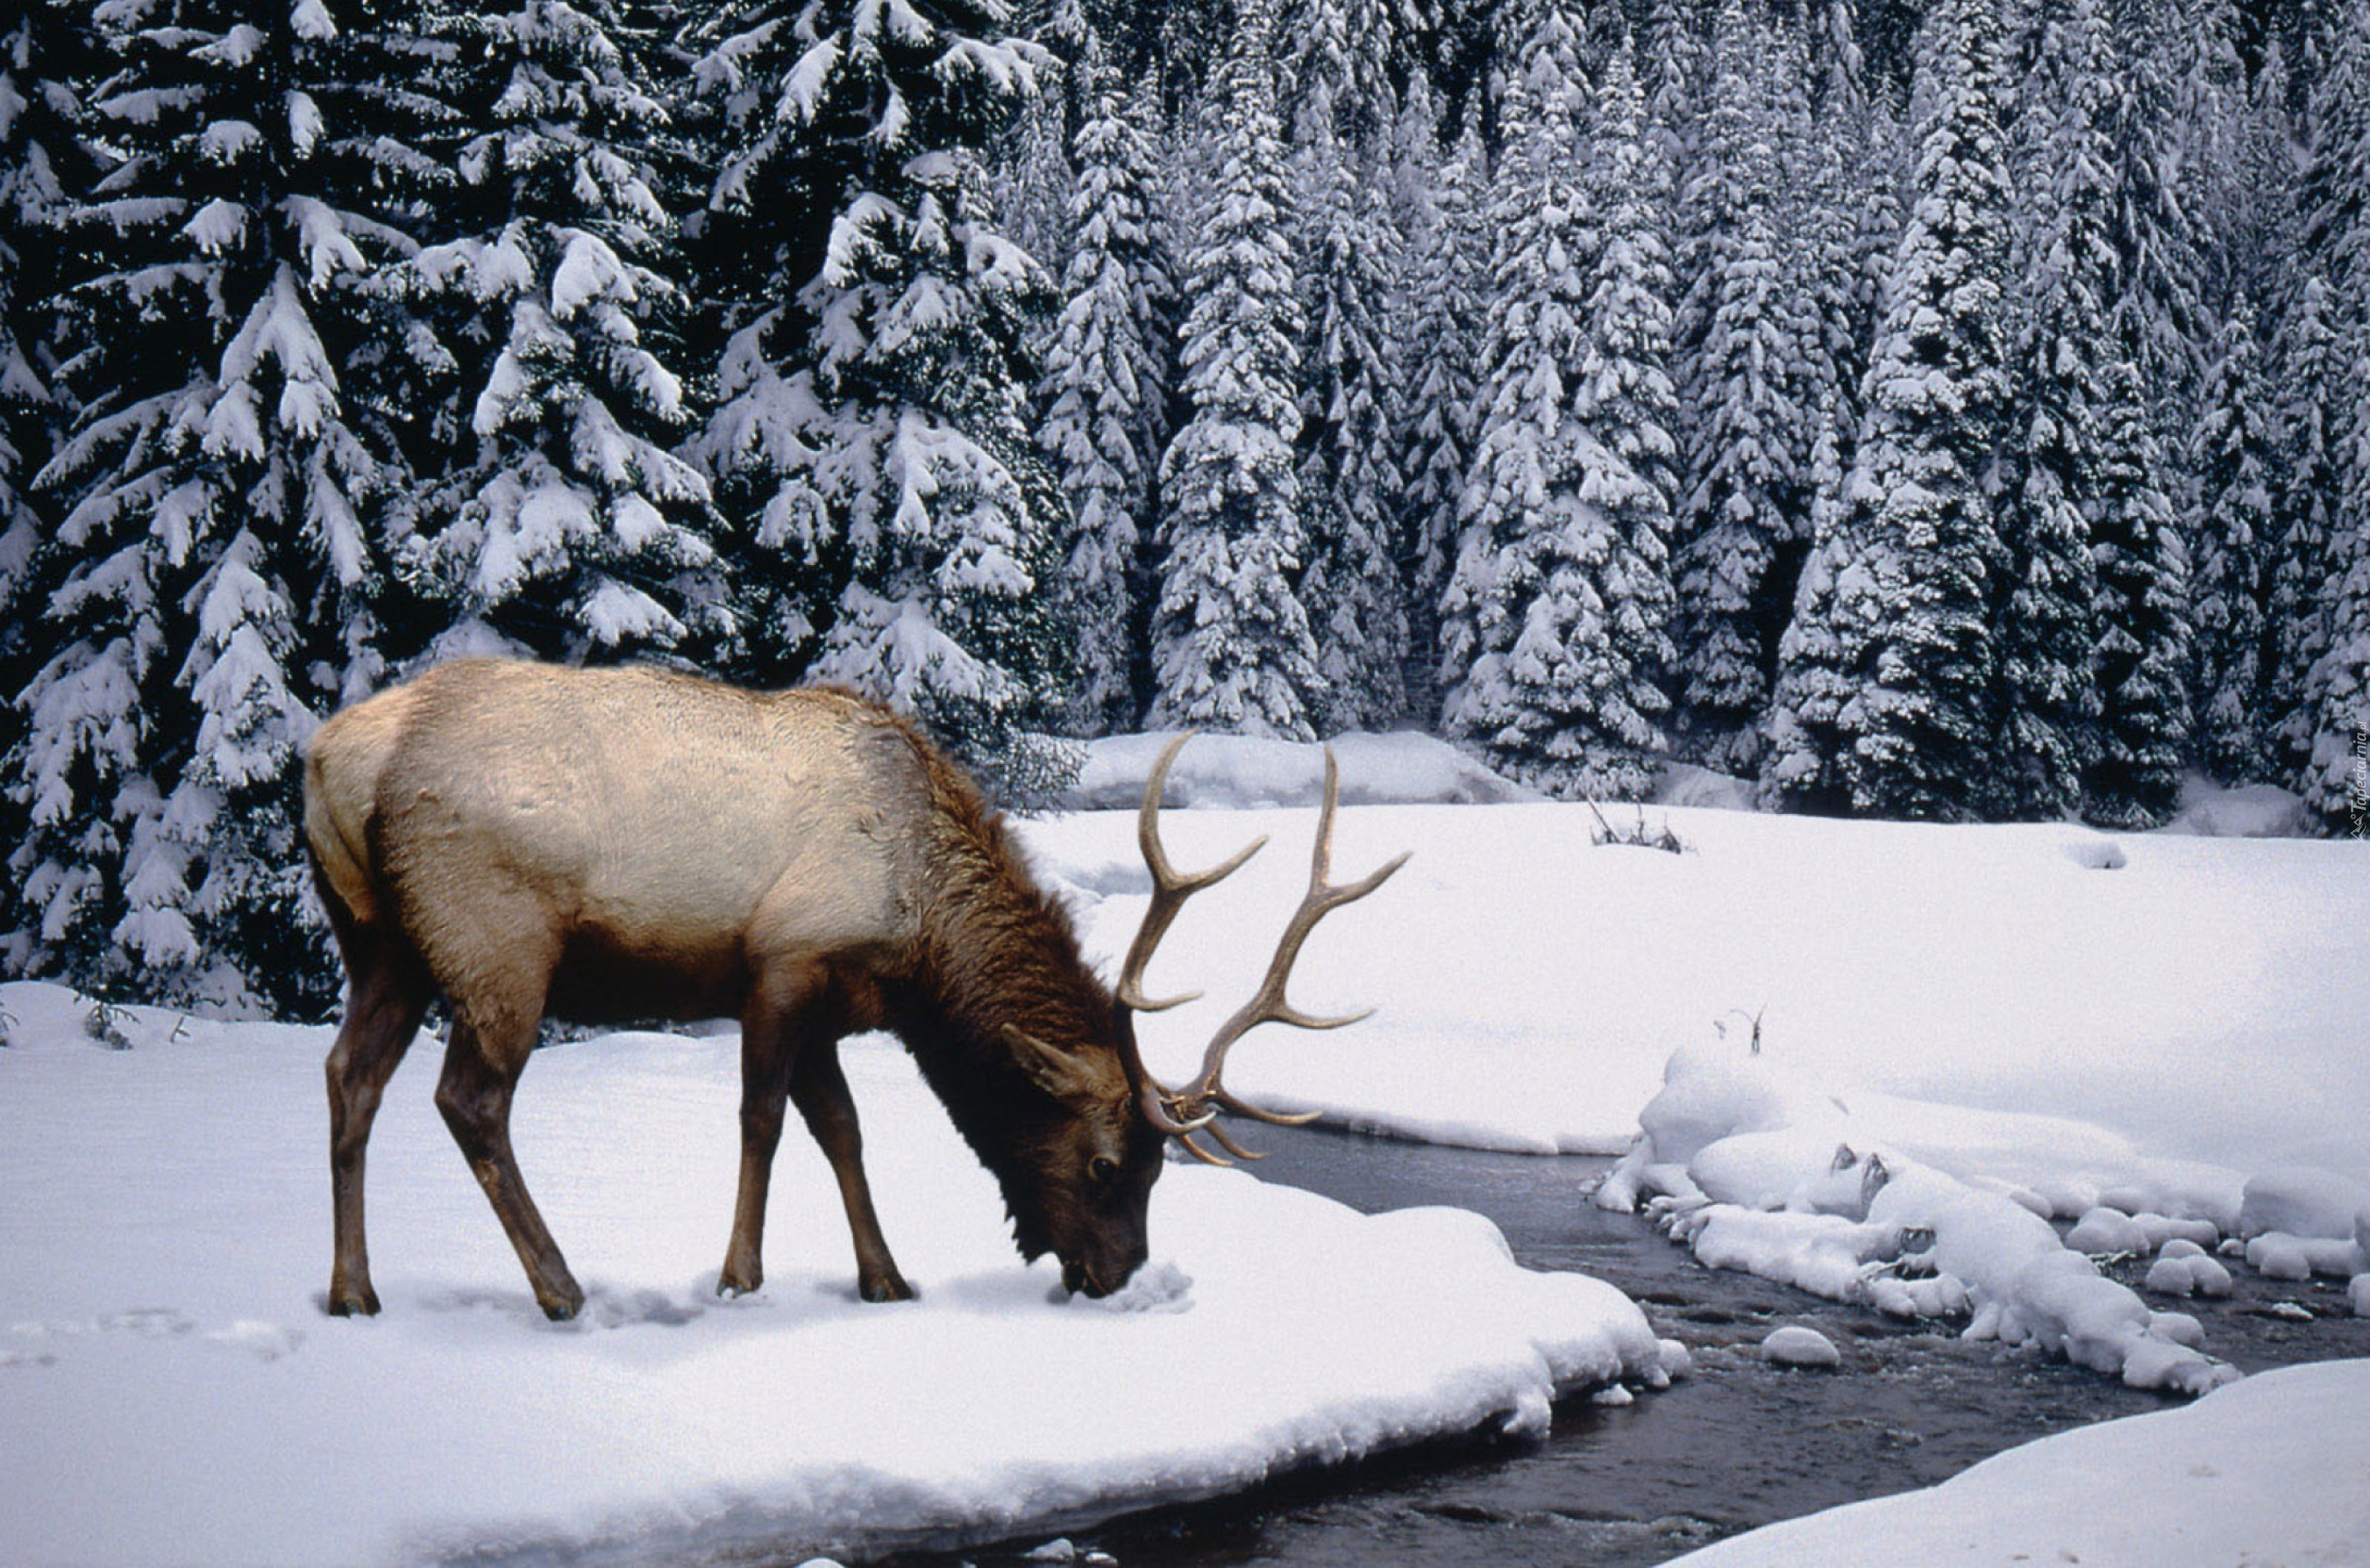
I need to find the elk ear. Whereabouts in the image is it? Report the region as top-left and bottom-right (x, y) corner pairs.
(1002, 1025), (1103, 1103)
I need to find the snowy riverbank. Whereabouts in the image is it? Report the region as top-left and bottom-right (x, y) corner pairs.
(0, 981), (1676, 1567)
(4, 737), (2364, 1563)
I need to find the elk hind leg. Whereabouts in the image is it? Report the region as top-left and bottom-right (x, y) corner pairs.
(324, 933), (430, 1317)
(435, 995), (583, 1321)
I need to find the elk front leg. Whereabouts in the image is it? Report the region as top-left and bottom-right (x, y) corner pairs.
(436, 1010), (583, 1321)
(323, 937), (430, 1317)
(790, 1034), (914, 1303)
(718, 965), (823, 1298)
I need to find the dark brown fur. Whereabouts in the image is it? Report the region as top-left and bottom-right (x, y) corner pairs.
(306, 658), (1162, 1321)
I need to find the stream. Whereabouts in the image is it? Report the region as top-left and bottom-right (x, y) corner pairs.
(893, 1125), (2370, 1567)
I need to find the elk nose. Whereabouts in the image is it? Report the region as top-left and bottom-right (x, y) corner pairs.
(1061, 1259), (1112, 1298)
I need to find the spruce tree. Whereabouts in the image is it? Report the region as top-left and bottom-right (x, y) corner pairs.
(1671, 0), (1804, 775)
(1293, 80), (1408, 731)
(1151, 0), (1324, 738)
(2270, 271), (2342, 770)
(2189, 306), (2280, 782)
(1038, 62), (1173, 732)
(685, 0), (1072, 788)
(395, 0), (721, 667)
(2085, 359), (2193, 828)
(2291, 0), (2370, 834)
(1760, 0), (2014, 821)
(1441, 0), (1672, 799)
(1996, 0), (2116, 819)
(0, 1), (104, 972)
(1390, 82), (1483, 724)
(11, 0), (436, 1011)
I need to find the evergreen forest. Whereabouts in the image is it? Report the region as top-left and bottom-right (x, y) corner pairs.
(1, 0), (2365, 1014)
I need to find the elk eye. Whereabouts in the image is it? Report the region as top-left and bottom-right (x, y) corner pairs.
(1088, 1156), (1118, 1184)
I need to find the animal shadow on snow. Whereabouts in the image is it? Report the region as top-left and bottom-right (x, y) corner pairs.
(391, 1284), (710, 1331)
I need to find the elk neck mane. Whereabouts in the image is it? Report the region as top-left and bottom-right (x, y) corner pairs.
(869, 715), (1120, 1250)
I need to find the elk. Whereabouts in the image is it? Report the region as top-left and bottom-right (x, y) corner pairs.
(304, 658), (1404, 1320)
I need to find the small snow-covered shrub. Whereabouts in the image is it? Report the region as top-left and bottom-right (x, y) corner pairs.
(1587, 802), (1689, 853)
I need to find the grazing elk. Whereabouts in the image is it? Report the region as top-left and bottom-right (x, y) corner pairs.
(305, 659), (1404, 1320)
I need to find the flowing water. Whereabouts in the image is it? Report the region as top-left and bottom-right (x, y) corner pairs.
(887, 1126), (2370, 1568)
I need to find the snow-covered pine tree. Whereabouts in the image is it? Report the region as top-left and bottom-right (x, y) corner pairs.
(0, 3), (98, 685)
(1292, 77), (1408, 731)
(989, 41), (1075, 287)
(1440, 0), (1672, 799)
(0, 1), (105, 971)
(1574, 26), (1682, 746)
(1778, 30), (1864, 475)
(1995, 0), (2117, 820)
(2189, 306), (2281, 782)
(11, 0), (442, 1012)
(1285, 0), (1424, 149)
(685, 0), (1073, 792)
(1391, 83), (1483, 724)
(1150, 0), (1325, 738)
(2105, 0), (2214, 453)
(1037, 56), (1174, 732)
(2270, 270), (2342, 772)
(2290, 0), (2370, 835)
(2085, 358), (2193, 828)
(395, 0), (720, 668)
(1670, 0), (1806, 775)
(1641, 0), (1708, 197)
(1760, 0), (2015, 821)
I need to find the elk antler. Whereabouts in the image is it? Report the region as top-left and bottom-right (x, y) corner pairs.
(1117, 735), (1408, 1165)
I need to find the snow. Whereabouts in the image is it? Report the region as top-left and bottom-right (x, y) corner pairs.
(1021, 739), (2365, 1396)
(1758, 1325), (1842, 1367)
(1662, 1361), (2370, 1568)
(5, 750), (2365, 1560)
(0, 981), (1675, 1568)
(1061, 729), (1541, 811)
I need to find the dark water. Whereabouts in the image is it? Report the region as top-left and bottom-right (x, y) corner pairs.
(888, 1127), (2370, 1568)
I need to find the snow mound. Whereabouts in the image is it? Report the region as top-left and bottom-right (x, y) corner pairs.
(1649, 761), (1758, 812)
(1061, 730), (1538, 811)
(2143, 1240), (2234, 1299)
(1662, 1361), (2370, 1568)
(0, 983), (1674, 1567)
(2238, 1166), (2370, 1240)
(1759, 1325), (1842, 1368)
(1596, 1035), (2241, 1396)
(2155, 773), (2311, 838)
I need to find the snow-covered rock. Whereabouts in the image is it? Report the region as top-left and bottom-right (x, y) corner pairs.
(1760, 1325), (1842, 1368)
(2144, 1240), (2234, 1298)
(2245, 1230), (2366, 1280)
(1600, 1036), (2239, 1396)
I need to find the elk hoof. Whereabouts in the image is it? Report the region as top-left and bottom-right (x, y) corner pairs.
(716, 1266), (761, 1298)
(537, 1278), (586, 1322)
(859, 1272), (915, 1304)
(326, 1279), (381, 1317)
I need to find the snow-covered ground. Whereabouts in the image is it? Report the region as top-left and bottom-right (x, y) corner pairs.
(1662, 1359), (2370, 1567)
(0, 981), (1675, 1568)
(4, 729), (2365, 1564)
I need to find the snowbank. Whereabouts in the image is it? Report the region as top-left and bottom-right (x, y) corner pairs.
(0, 982), (1678, 1567)
(1061, 729), (1540, 810)
(1593, 1036), (2243, 1395)
(2156, 771), (2313, 838)
(1021, 797), (2370, 1184)
(1662, 1359), (2370, 1567)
